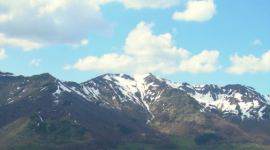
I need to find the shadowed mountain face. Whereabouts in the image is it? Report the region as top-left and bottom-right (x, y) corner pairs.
(0, 71), (270, 150)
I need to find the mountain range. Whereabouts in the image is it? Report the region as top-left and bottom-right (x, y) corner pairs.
(0, 71), (270, 150)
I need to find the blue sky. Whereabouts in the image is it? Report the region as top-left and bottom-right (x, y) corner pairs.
(0, 0), (269, 95)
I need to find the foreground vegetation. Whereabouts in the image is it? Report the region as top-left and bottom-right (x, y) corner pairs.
(2, 114), (269, 150)
(117, 135), (269, 150)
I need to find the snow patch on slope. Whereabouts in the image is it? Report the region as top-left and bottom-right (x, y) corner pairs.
(181, 84), (269, 120)
(82, 86), (100, 100)
(53, 81), (72, 97)
(165, 80), (182, 89)
(104, 74), (144, 106)
(266, 95), (270, 104)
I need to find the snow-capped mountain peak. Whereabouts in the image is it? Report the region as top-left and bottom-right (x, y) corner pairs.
(48, 73), (270, 121)
(178, 83), (269, 120)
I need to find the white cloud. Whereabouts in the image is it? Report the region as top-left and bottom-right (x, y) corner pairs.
(80, 39), (89, 46)
(252, 39), (262, 46)
(179, 50), (220, 73)
(0, 13), (13, 23)
(0, 48), (6, 60)
(0, 33), (42, 51)
(29, 59), (41, 67)
(227, 50), (270, 74)
(71, 39), (89, 48)
(0, 0), (112, 50)
(173, 0), (216, 22)
(66, 22), (220, 74)
(65, 54), (132, 72)
(124, 22), (190, 59)
(0, 0), (181, 51)
(118, 0), (180, 9)
(38, 0), (68, 15)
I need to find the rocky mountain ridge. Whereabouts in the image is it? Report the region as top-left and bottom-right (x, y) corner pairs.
(2, 71), (269, 122)
(1, 71), (270, 150)
(63, 73), (270, 122)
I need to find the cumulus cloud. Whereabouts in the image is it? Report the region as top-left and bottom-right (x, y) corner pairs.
(227, 50), (270, 74)
(64, 54), (132, 72)
(0, 13), (13, 23)
(179, 50), (220, 73)
(118, 0), (180, 9)
(80, 39), (89, 46)
(29, 59), (41, 67)
(124, 22), (190, 59)
(0, 0), (182, 51)
(173, 0), (216, 22)
(66, 22), (220, 74)
(0, 33), (42, 51)
(0, 48), (6, 60)
(252, 39), (262, 46)
(0, 0), (112, 50)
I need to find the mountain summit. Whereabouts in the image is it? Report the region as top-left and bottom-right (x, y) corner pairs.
(0, 72), (270, 150)
(66, 73), (270, 121)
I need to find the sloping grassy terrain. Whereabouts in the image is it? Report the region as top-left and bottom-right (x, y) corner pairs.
(116, 134), (270, 150)
(1, 113), (92, 150)
(1, 114), (269, 150)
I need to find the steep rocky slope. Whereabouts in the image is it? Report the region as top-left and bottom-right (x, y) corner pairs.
(0, 71), (270, 150)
